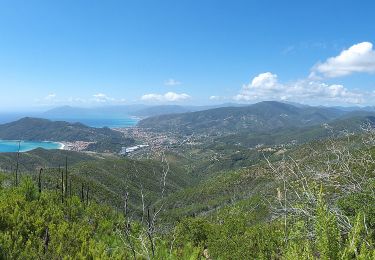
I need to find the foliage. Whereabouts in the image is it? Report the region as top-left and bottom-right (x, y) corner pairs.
(0, 117), (126, 143)
(139, 101), (349, 134)
(0, 178), (126, 258)
(315, 194), (342, 259)
(1, 112), (375, 258)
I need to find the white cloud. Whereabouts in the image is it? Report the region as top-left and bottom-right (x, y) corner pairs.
(34, 92), (126, 106)
(234, 72), (282, 101)
(209, 95), (221, 100)
(92, 93), (115, 103)
(141, 92), (191, 102)
(164, 78), (182, 86)
(164, 92), (190, 101)
(141, 94), (163, 101)
(44, 93), (57, 100)
(311, 42), (375, 78)
(234, 72), (365, 105)
(250, 72), (279, 89)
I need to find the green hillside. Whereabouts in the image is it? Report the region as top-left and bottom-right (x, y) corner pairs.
(1, 130), (374, 258)
(0, 175), (207, 259)
(159, 131), (375, 222)
(0, 149), (197, 213)
(138, 101), (346, 134)
(211, 115), (375, 148)
(0, 117), (135, 152)
(1, 103), (375, 258)
(0, 148), (98, 172)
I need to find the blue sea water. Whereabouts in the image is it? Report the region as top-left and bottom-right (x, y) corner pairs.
(0, 114), (139, 128)
(0, 116), (138, 152)
(46, 117), (139, 128)
(0, 140), (62, 153)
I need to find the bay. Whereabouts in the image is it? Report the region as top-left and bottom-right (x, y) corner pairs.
(0, 140), (63, 153)
(45, 117), (139, 128)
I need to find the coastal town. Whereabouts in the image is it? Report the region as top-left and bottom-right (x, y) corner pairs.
(60, 141), (95, 152)
(114, 127), (179, 154)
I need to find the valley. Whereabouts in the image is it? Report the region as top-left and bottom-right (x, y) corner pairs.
(0, 101), (374, 258)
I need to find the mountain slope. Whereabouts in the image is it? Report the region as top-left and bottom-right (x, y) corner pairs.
(0, 148), (101, 172)
(0, 117), (136, 152)
(1, 152), (197, 212)
(138, 101), (346, 134)
(212, 115), (375, 148)
(0, 117), (125, 142)
(44, 104), (242, 119)
(159, 130), (375, 222)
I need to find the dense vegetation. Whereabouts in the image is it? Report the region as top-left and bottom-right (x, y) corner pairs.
(0, 131), (374, 258)
(0, 148), (98, 172)
(0, 175), (204, 259)
(0, 102), (375, 258)
(0, 150), (195, 213)
(0, 137), (374, 258)
(138, 101), (350, 134)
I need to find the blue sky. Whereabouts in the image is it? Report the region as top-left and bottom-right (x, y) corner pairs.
(0, 0), (375, 110)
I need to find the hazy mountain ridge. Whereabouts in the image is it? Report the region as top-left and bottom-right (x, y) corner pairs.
(138, 101), (352, 134)
(2, 102), (372, 124)
(43, 103), (253, 119)
(0, 117), (125, 143)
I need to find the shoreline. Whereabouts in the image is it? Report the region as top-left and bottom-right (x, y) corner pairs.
(0, 139), (64, 152)
(57, 142), (65, 150)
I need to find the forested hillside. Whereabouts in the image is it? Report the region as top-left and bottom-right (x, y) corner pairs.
(138, 101), (348, 134)
(0, 150), (195, 213)
(0, 125), (374, 258)
(0, 117), (128, 142)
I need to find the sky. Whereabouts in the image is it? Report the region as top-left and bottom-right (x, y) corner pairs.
(0, 0), (375, 111)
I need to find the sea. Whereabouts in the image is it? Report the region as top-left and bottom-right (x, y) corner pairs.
(0, 114), (139, 128)
(0, 140), (63, 153)
(0, 115), (139, 152)
(54, 117), (139, 128)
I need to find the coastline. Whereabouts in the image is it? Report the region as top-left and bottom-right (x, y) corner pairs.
(0, 139), (64, 152)
(58, 142), (65, 150)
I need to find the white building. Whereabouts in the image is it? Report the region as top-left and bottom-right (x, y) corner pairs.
(120, 144), (149, 155)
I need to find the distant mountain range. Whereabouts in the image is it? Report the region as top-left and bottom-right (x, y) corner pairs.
(42, 103), (247, 119)
(138, 101), (359, 133)
(43, 105), (147, 119)
(0, 117), (125, 142)
(1, 102), (374, 149)
(1, 102), (374, 126)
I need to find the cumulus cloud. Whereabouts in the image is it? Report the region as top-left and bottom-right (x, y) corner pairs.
(233, 72), (282, 101)
(209, 95), (221, 100)
(44, 93), (57, 100)
(35, 92), (126, 106)
(311, 42), (375, 78)
(234, 72), (364, 105)
(164, 78), (182, 86)
(250, 72), (279, 89)
(92, 93), (115, 103)
(141, 92), (191, 102)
